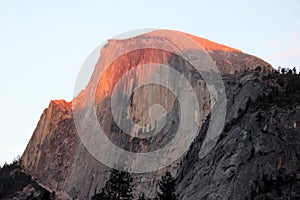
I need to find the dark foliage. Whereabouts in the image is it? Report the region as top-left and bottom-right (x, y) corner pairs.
(255, 73), (300, 109)
(0, 158), (50, 199)
(0, 159), (30, 198)
(137, 193), (155, 200)
(157, 172), (176, 200)
(92, 169), (133, 200)
(255, 66), (262, 72)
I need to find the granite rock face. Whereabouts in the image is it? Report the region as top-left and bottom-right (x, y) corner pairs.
(176, 72), (300, 199)
(21, 30), (300, 199)
(22, 100), (77, 199)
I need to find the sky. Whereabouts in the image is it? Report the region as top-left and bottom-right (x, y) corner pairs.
(0, 0), (299, 165)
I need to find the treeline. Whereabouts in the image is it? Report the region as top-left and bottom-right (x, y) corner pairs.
(0, 157), (51, 199)
(239, 66), (299, 75)
(276, 66), (299, 75)
(91, 169), (177, 200)
(0, 157), (29, 198)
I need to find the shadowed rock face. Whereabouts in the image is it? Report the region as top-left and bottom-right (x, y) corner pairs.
(176, 72), (300, 199)
(20, 30), (300, 200)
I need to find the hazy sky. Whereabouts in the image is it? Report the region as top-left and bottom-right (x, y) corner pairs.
(0, 0), (299, 165)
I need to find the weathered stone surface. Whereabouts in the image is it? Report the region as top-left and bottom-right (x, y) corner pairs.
(20, 30), (300, 200)
(22, 100), (78, 198)
(176, 72), (300, 199)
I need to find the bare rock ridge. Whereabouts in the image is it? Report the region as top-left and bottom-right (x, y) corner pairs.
(19, 30), (300, 199)
(22, 100), (78, 198)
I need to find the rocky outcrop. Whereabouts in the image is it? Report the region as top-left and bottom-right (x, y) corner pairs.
(22, 100), (77, 198)
(176, 72), (300, 199)
(20, 30), (299, 200)
(182, 32), (272, 74)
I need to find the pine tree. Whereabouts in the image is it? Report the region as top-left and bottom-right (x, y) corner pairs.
(138, 193), (146, 200)
(157, 172), (176, 200)
(92, 169), (133, 200)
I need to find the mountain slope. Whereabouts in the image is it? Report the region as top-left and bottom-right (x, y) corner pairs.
(19, 30), (300, 199)
(176, 72), (300, 199)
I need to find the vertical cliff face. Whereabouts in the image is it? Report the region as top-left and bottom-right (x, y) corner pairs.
(22, 100), (77, 198)
(21, 30), (283, 199)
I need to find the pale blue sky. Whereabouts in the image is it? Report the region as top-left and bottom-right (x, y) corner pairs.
(0, 0), (299, 165)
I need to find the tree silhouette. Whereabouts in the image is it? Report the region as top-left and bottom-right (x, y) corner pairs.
(157, 172), (177, 200)
(92, 169), (133, 200)
(293, 67), (296, 74)
(255, 66), (262, 72)
(138, 193), (146, 200)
